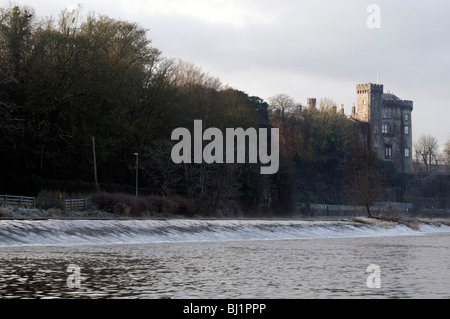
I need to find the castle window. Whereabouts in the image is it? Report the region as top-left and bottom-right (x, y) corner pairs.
(404, 113), (409, 123)
(383, 108), (391, 118)
(405, 148), (411, 158)
(404, 126), (409, 135)
(382, 123), (390, 134)
(363, 100), (366, 105)
(385, 145), (392, 159)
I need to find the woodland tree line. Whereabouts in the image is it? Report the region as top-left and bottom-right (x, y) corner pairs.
(1, 5), (447, 216)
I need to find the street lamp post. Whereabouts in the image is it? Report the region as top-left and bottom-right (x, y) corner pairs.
(134, 153), (139, 196)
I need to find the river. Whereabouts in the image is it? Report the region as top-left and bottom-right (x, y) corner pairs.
(0, 219), (449, 298)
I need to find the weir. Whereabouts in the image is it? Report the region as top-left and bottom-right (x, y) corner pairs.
(0, 219), (449, 247)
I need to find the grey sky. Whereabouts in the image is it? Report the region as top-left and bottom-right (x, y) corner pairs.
(3, 0), (449, 149)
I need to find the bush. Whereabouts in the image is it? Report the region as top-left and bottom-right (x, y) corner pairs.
(144, 195), (194, 216)
(47, 208), (63, 217)
(373, 208), (405, 222)
(92, 192), (154, 217)
(145, 195), (162, 213)
(113, 203), (131, 216)
(0, 206), (12, 217)
(171, 196), (194, 216)
(91, 192), (194, 217)
(35, 190), (65, 209)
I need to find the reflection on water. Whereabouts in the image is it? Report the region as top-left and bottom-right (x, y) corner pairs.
(0, 234), (449, 299)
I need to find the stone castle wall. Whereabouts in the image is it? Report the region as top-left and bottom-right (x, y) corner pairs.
(354, 83), (413, 173)
(307, 82), (413, 173)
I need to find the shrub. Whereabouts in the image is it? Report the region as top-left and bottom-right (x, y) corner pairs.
(47, 208), (63, 217)
(170, 196), (194, 216)
(91, 192), (194, 217)
(144, 195), (194, 216)
(0, 206), (12, 217)
(92, 192), (155, 217)
(145, 195), (162, 212)
(36, 190), (65, 209)
(374, 208), (405, 222)
(113, 203), (131, 216)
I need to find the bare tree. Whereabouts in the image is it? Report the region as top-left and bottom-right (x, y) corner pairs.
(0, 70), (23, 135)
(268, 93), (302, 157)
(0, 5), (33, 135)
(268, 93), (302, 136)
(346, 120), (387, 218)
(141, 140), (184, 197)
(414, 134), (439, 173)
(171, 59), (223, 91)
(268, 94), (302, 116)
(318, 97), (337, 112)
(441, 139), (450, 172)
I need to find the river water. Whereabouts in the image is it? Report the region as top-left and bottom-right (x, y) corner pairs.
(0, 219), (449, 299)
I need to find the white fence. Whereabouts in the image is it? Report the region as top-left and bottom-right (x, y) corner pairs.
(64, 198), (91, 211)
(0, 194), (36, 208)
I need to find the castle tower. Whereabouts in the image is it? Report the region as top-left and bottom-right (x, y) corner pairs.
(355, 83), (384, 123)
(354, 83), (385, 161)
(353, 82), (413, 173)
(307, 98), (316, 109)
(382, 94), (414, 173)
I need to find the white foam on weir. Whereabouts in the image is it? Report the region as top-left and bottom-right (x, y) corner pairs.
(0, 219), (449, 247)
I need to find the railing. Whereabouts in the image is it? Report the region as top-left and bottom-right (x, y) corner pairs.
(64, 198), (91, 212)
(0, 194), (36, 208)
(308, 202), (412, 211)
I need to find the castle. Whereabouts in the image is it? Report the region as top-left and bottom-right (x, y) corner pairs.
(307, 83), (413, 173)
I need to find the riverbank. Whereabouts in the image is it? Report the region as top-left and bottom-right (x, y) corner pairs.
(1, 205), (450, 230)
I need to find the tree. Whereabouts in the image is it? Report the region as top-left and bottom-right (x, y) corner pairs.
(268, 94), (301, 118)
(0, 5), (36, 193)
(248, 96), (269, 123)
(0, 69), (22, 133)
(318, 97), (337, 112)
(0, 5), (34, 76)
(414, 134), (439, 173)
(140, 140), (184, 211)
(345, 120), (388, 218)
(0, 5), (34, 132)
(172, 59), (222, 91)
(441, 139), (450, 172)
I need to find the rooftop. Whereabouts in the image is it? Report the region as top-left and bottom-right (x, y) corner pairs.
(382, 93), (401, 101)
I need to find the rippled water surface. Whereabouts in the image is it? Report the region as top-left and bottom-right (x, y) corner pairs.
(0, 230), (449, 299)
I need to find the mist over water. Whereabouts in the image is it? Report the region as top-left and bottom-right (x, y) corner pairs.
(0, 219), (449, 299)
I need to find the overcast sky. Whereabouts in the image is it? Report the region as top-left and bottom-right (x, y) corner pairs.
(3, 0), (449, 149)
